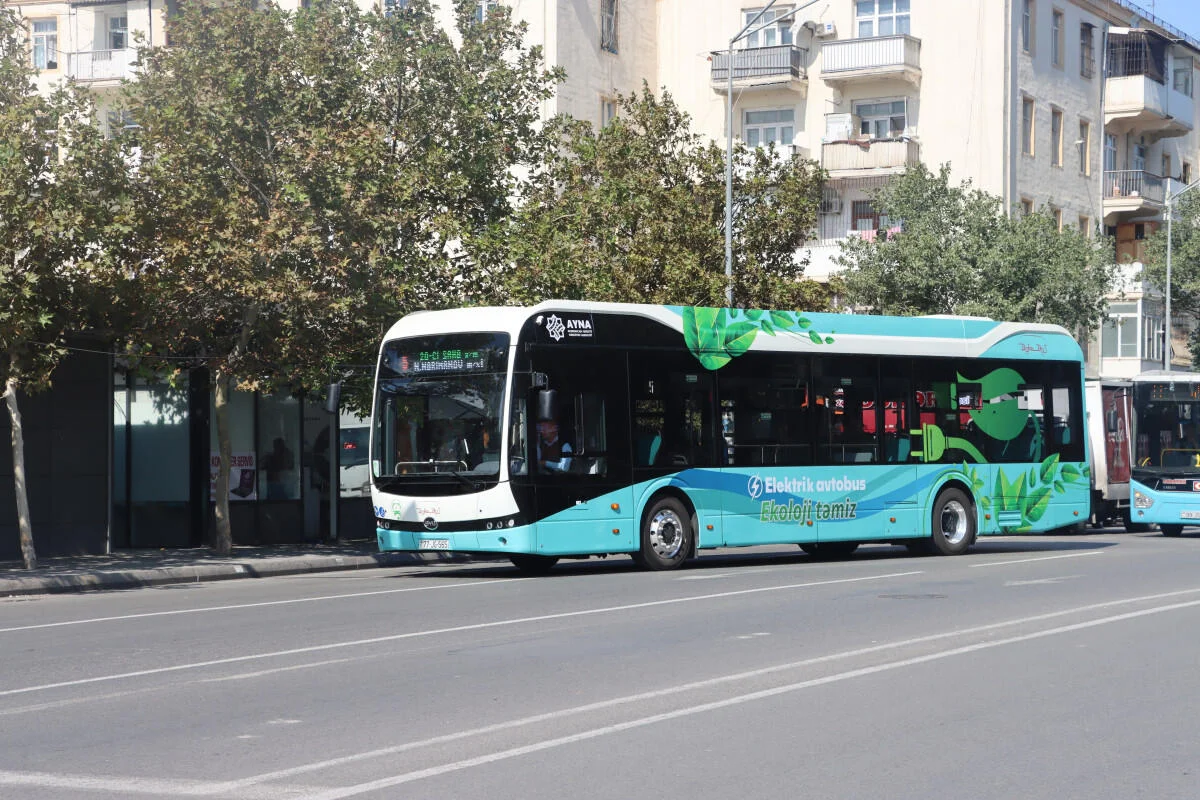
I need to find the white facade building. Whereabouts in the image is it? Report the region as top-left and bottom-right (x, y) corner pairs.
(12, 0), (1200, 377)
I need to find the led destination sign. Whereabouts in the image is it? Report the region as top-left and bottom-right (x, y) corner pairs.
(397, 348), (488, 374)
(1146, 382), (1200, 402)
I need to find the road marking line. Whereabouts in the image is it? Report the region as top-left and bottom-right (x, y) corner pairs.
(301, 596), (1200, 799)
(199, 658), (353, 683)
(0, 580), (517, 634)
(213, 585), (1200, 794)
(0, 769), (313, 798)
(0, 571), (921, 698)
(969, 551), (1103, 567)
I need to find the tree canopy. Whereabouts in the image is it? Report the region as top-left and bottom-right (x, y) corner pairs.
(113, 0), (559, 552)
(835, 164), (1116, 334)
(0, 8), (128, 568)
(487, 85), (834, 311)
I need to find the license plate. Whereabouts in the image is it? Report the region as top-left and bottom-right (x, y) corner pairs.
(418, 538), (451, 550)
(1181, 511), (1200, 520)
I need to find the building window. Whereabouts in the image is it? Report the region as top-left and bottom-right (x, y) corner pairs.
(1163, 153), (1172, 180)
(851, 199), (890, 231)
(1022, 0), (1033, 53)
(105, 109), (137, 138)
(1174, 58), (1194, 97)
(382, 0), (410, 16)
(31, 19), (57, 70)
(1101, 303), (1139, 359)
(600, 97), (617, 127)
(1184, 162), (1192, 185)
(1078, 215), (1090, 235)
(1050, 206), (1063, 230)
(1078, 120), (1090, 174)
(1051, 9), (1063, 67)
(1104, 133), (1117, 171)
(1080, 23), (1095, 77)
(1132, 141), (1147, 172)
(743, 108), (794, 147)
(474, 0), (499, 23)
(855, 0), (909, 38)
(1050, 108), (1063, 166)
(1021, 198), (1034, 216)
(108, 15), (128, 50)
(1021, 96), (1035, 155)
(853, 98), (906, 139)
(600, 0), (618, 53)
(743, 6), (794, 48)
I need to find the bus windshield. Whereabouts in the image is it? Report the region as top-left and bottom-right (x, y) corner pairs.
(1134, 381), (1200, 471)
(372, 332), (509, 494)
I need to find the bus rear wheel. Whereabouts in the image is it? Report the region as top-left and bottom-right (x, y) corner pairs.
(1161, 524), (1185, 537)
(634, 496), (693, 571)
(800, 542), (859, 559)
(509, 554), (559, 575)
(927, 487), (976, 556)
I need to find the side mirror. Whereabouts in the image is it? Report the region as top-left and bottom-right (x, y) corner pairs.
(325, 382), (341, 415)
(536, 389), (558, 422)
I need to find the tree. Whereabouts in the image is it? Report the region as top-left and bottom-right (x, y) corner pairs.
(116, 0), (558, 554)
(836, 164), (1115, 333)
(0, 8), (128, 569)
(1143, 191), (1200, 364)
(486, 85), (833, 310)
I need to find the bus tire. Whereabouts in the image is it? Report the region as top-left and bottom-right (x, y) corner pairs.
(928, 487), (976, 556)
(1122, 511), (1152, 533)
(635, 496), (693, 571)
(509, 554), (559, 574)
(1161, 524), (1185, 537)
(800, 542), (859, 559)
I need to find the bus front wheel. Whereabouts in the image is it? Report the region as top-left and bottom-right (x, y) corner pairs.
(635, 497), (693, 571)
(1161, 524), (1185, 537)
(927, 488), (976, 556)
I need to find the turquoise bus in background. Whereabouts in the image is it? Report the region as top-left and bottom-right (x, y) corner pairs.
(368, 302), (1090, 573)
(1126, 371), (1200, 536)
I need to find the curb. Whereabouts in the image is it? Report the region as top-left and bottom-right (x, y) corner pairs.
(0, 552), (471, 598)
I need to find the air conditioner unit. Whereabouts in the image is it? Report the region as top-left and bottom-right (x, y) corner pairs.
(819, 189), (843, 215)
(814, 21), (837, 38)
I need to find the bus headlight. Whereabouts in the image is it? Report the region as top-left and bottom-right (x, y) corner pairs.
(1134, 491), (1154, 509)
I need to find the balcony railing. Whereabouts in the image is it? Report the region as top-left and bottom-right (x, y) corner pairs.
(66, 49), (136, 82)
(1104, 169), (1165, 205)
(711, 45), (807, 88)
(822, 138), (920, 175)
(820, 35), (921, 84)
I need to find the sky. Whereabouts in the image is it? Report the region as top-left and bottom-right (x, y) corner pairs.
(1132, 0), (1200, 42)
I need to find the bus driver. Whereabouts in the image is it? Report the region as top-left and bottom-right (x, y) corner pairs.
(537, 418), (573, 472)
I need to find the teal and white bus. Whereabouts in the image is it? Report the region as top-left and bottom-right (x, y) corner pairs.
(369, 302), (1091, 573)
(1126, 371), (1200, 536)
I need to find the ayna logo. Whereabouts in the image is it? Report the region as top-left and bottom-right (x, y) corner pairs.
(545, 314), (566, 342)
(746, 474), (764, 499)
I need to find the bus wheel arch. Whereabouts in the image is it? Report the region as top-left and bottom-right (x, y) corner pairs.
(923, 480), (976, 556)
(634, 489), (697, 571)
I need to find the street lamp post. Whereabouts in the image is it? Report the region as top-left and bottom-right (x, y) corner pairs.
(1164, 177), (1200, 371)
(723, 0), (819, 306)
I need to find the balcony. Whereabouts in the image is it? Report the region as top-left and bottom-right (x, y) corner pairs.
(1105, 31), (1193, 138)
(711, 45), (807, 95)
(1103, 170), (1165, 219)
(822, 138), (920, 179)
(819, 35), (921, 86)
(66, 49), (137, 84)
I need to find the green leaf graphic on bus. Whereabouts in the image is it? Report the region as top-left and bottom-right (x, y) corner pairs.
(993, 455), (1090, 531)
(678, 306), (833, 370)
(957, 367), (1033, 442)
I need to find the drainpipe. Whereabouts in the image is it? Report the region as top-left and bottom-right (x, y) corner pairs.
(1003, 0), (1013, 214)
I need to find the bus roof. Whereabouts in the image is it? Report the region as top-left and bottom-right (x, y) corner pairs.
(380, 301), (1083, 363)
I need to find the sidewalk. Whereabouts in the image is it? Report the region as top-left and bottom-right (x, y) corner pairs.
(0, 540), (477, 598)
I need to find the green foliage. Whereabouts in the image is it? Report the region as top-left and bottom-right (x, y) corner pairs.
(0, 8), (125, 394)
(1143, 191), (1200, 363)
(116, 0), (560, 392)
(485, 85), (833, 311)
(836, 163), (1116, 333)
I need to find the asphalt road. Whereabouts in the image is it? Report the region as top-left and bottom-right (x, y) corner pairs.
(2, 529), (1200, 799)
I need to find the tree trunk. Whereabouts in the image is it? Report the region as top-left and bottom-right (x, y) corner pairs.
(212, 370), (234, 556)
(4, 377), (37, 570)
